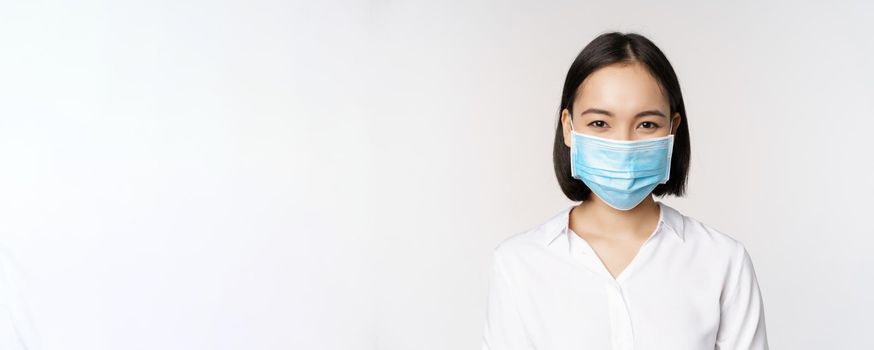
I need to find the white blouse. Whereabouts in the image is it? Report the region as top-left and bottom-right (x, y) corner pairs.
(481, 201), (768, 350)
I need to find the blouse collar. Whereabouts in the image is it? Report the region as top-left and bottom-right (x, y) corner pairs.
(541, 200), (686, 246)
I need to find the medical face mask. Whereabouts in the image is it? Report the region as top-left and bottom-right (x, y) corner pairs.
(569, 114), (675, 211)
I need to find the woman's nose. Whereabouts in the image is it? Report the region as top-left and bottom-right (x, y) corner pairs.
(616, 130), (634, 141)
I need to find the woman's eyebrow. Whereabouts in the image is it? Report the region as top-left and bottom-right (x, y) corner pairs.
(581, 108), (667, 118)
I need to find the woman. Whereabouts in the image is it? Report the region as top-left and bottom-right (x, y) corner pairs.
(481, 32), (769, 350)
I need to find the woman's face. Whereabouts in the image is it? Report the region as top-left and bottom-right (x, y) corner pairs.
(562, 62), (681, 146)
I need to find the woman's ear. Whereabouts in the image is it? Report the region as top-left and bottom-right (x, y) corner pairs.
(562, 108), (573, 148)
(671, 112), (682, 135)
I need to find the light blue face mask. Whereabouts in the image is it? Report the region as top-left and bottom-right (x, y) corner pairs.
(569, 113), (675, 211)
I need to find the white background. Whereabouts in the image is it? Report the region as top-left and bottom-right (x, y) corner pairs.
(1, 0), (872, 349)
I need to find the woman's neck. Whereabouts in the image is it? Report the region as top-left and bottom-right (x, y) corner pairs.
(570, 195), (661, 240)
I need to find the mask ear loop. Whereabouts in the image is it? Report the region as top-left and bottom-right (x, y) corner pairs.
(568, 109), (584, 141)
(661, 115), (675, 184)
(567, 109), (577, 179)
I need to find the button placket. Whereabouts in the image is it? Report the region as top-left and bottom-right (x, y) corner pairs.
(604, 282), (634, 350)
(567, 227), (650, 349)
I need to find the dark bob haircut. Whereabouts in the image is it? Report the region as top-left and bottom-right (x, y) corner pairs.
(553, 32), (691, 202)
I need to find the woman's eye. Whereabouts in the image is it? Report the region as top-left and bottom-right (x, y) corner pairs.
(639, 121), (659, 129)
(588, 121), (607, 128)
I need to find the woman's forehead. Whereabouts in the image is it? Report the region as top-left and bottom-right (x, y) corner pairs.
(575, 63), (669, 114)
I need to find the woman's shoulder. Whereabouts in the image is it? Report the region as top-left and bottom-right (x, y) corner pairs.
(679, 211), (764, 290)
(490, 205), (575, 258)
(679, 209), (754, 261)
(660, 204), (758, 276)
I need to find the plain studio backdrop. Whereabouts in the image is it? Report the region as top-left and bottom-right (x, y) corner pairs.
(0, 0), (872, 349)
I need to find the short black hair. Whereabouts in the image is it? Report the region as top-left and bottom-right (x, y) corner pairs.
(553, 32), (691, 202)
